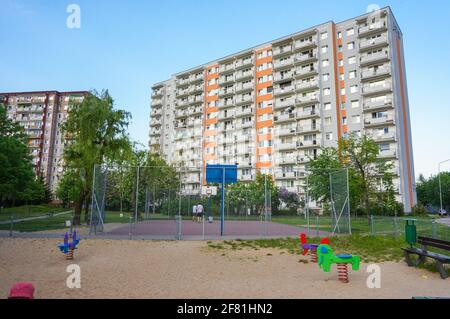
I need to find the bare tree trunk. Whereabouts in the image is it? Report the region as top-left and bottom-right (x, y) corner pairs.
(84, 195), (90, 223)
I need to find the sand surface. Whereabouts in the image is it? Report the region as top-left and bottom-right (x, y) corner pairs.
(0, 238), (448, 299)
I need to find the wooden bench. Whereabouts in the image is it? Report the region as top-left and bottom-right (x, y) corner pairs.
(402, 236), (450, 279)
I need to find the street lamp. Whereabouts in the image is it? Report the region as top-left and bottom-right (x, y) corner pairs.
(438, 159), (450, 214)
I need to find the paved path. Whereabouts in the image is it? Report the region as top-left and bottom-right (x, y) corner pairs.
(436, 217), (450, 227)
(0, 210), (72, 225)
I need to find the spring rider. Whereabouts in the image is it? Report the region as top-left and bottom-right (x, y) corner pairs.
(317, 243), (360, 283)
(299, 233), (330, 262)
(58, 230), (80, 260)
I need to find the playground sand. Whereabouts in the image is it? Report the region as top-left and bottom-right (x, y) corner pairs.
(0, 238), (448, 299)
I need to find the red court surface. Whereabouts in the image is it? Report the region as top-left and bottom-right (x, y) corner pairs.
(106, 219), (329, 240)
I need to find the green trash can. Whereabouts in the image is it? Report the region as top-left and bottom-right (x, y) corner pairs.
(405, 219), (417, 247)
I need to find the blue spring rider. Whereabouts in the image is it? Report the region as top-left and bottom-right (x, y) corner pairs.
(58, 230), (80, 260)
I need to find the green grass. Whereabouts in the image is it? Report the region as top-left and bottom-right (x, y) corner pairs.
(0, 204), (69, 222)
(0, 213), (72, 232)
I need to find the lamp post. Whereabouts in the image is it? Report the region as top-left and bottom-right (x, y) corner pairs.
(438, 159), (450, 214)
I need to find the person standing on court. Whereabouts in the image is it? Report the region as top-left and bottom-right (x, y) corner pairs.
(192, 204), (197, 222)
(196, 203), (204, 223)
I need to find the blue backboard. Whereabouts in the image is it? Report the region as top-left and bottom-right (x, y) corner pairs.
(206, 164), (238, 184)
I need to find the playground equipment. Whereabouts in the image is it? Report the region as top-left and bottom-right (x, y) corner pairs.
(317, 244), (360, 283)
(58, 230), (81, 260)
(299, 233), (330, 262)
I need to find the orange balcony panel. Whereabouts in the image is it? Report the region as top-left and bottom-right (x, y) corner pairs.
(256, 56), (273, 65)
(340, 95), (347, 103)
(256, 119), (273, 129)
(339, 66), (345, 75)
(205, 118), (218, 126)
(205, 106), (219, 114)
(256, 106), (273, 116)
(255, 94), (273, 103)
(204, 130), (217, 137)
(340, 80), (345, 89)
(206, 73), (219, 81)
(256, 161), (272, 169)
(342, 125), (348, 134)
(256, 81), (273, 91)
(257, 147), (273, 155)
(338, 52), (343, 60)
(203, 141), (217, 148)
(206, 83), (219, 90)
(337, 38), (343, 46)
(206, 95), (218, 102)
(204, 154), (216, 161)
(341, 109), (347, 118)
(256, 68), (272, 77)
(257, 133), (273, 142)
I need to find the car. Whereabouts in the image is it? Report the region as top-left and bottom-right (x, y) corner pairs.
(438, 208), (449, 217)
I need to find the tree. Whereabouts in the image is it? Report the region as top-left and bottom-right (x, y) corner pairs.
(339, 134), (395, 222)
(278, 187), (302, 213)
(417, 172), (450, 211)
(61, 90), (132, 225)
(0, 103), (35, 206)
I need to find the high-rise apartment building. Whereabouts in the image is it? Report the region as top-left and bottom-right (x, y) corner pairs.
(0, 90), (89, 194)
(149, 7), (416, 212)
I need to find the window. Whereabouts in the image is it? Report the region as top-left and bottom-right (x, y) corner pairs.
(341, 88), (346, 95)
(351, 100), (359, 108)
(380, 143), (390, 151)
(324, 102), (331, 110)
(346, 28), (355, 36)
(323, 73), (330, 81)
(347, 42), (355, 50)
(337, 32), (342, 39)
(320, 32), (328, 40)
(350, 85), (358, 93)
(322, 59), (329, 67)
(349, 70), (357, 79)
(348, 56), (356, 64)
(323, 88), (331, 96)
(339, 60), (344, 67)
(326, 132), (333, 140)
(321, 45), (328, 54)
(324, 116), (332, 125)
(352, 115), (361, 123)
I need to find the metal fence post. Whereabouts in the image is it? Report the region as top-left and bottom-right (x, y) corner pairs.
(128, 216), (133, 240)
(432, 219), (437, 239)
(393, 216), (398, 237)
(371, 215), (374, 235)
(316, 215), (319, 237)
(9, 213), (14, 238)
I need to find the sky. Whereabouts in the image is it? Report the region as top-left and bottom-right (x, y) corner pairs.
(1, 0), (449, 178)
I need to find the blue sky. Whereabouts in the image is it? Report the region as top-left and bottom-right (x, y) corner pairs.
(1, 0), (449, 178)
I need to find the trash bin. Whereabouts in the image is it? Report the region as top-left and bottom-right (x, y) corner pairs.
(405, 218), (417, 247)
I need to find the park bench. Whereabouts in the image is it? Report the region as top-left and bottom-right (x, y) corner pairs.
(402, 236), (450, 279)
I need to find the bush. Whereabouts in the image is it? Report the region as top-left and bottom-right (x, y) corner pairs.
(411, 204), (428, 216)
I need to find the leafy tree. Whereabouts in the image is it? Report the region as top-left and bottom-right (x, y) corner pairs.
(339, 134), (396, 222)
(61, 90), (132, 225)
(0, 103), (35, 206)
(278, 187), (302, 213)
(417, 172), (450, 211)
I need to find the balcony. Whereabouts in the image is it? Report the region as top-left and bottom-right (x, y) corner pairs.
(219, 75), (235, 85)
(297, 139), (320, 148)
(241, 174), (254, 181)
(152, 99), (163, 106)
(149, 130), (161, 136)
(359, 35), (388, 51)
(219, 63), (235, 73)
(371, 132), (396, 142)
(358, 20), (387, 37)
(219, 87), (235, 96)
(235, 107), (254, 117)
(189, 95), (204, 104)
(274, 85), (294, 96)
(277, 127), (297, 136)
(235, 58), (253, 69)
(364, 115), (395, 127)
(177, 78), (190, 86)
(296, 94), (319, 105)
(190, 73), (204, 83)
(149, 138), (160, 146)
(274, 98), (295, 109)
(149, 119), (162, 127)
(363, 98), (393, 111)
(362, 81), (392, 95)
(296, 80), (319, 92)
(276, 157), (297, 165)
(218, 99), (235, 108)
(152, 90), (163, 98)
(151, 108), (163, 117)
(298, 109), (319, 118)
(274, 57), (294, 69)
(277, 142), (296, 151)
(295, 65), (318, 78)
(294, 52), (317, 64)
(189, 84), (204, 94)
(176, 89), (190, 97)
(273, 45), (293, 57)
(294, 38), (317, 50)
(274, 72), (294, 82)
(218, 110), (235, 119)
(360, 50), (390, 66)
(235, 121), (253, 129)
(275, 171), (297, 179)
(274, 113), (296, 122)
(235, 81), (254, 93)
(235, 95), (253, 105)
(378, 149), (397, 159)
(298, 125), (320, 133)
(361, 66), (391, 81)
(235, 70), (254, 81)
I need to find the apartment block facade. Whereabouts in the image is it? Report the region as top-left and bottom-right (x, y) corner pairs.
(149, 7), (417, 212)
(0, 90), (89, 194)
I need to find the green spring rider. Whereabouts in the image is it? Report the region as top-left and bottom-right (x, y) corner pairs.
(317, 244), (361, 283)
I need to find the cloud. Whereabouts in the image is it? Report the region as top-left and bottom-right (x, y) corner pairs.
(3, 0), (35, 16)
